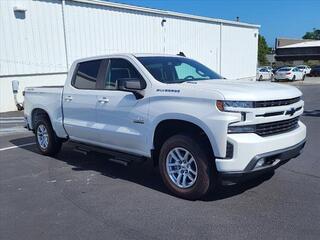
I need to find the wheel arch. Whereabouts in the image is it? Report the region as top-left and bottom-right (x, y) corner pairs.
(151, 117), (216, 166)
(31, 108), (51, 130)
(28, 103), (68, 138)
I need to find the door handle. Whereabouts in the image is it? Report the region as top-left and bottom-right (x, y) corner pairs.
(64, 96), (73, 101)
(98, 97), (109, 103)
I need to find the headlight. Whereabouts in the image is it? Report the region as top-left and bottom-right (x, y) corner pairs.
(216, 100), (253, 111)
(228, 125), (256, 133)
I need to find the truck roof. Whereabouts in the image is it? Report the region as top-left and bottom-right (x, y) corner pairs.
(73, 53), (186, 63)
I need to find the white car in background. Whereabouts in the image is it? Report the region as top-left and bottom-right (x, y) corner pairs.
(256, 67), (273, 81)
(274, 67), (305, 81)
(261, 66), (273, 72)
(296, 65), (311, 75)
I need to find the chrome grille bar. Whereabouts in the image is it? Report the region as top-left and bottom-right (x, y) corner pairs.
(254, 97), (300, 108)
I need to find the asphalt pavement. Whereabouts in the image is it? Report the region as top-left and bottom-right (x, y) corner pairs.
(0, 85), (319, 240)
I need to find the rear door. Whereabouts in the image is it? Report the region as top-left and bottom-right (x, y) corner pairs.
(63, 59), (105, 143)
(95, 58), (149, 155)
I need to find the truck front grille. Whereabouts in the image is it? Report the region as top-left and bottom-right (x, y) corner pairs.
(228, 117), (300, 136)
(256, 117), (299, 136)
(254, 97), (300, 108)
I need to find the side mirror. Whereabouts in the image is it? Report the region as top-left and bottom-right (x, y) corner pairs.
(117, 78), (146, 99)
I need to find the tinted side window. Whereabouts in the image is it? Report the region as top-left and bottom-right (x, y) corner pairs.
(73, 60), (102, 89)
(105, 59), (142, 90)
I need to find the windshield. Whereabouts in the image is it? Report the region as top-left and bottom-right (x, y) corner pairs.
(137, 56), (223, 83)
(278, 67), (292, 72)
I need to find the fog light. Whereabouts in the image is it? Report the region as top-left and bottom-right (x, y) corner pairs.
(255, 158), (265, 168)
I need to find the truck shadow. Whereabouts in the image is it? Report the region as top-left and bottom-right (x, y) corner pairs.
(11, 136), (273, 201)
(303, 110), (320, 117)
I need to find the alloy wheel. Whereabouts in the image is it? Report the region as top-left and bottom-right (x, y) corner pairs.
(165, 147), (198, 188)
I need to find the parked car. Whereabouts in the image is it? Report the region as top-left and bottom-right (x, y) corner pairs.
(23, 54), (306, 200)
(274, 67), (305, 81)
(260, 66), (273, 72)
(272, 66), (286, 74)
(256, 67), (273, 81)
(309, 65), (320, 77)
(296, 65), (311, 75)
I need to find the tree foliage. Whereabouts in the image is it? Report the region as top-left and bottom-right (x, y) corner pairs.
(258, 35), (269, 65)
(303, 28), (320, 40)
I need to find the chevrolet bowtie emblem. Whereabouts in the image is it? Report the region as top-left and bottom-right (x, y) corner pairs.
(286, 108), (296, 116)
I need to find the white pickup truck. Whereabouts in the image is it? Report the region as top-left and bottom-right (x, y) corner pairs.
(24, 54), (306, 199)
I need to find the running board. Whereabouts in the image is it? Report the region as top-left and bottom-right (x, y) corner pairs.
(72, 142), (147, 166)
(108, 158), (130, 166)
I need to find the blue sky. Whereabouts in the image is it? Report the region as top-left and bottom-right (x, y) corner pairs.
(107, 0), (320, 47)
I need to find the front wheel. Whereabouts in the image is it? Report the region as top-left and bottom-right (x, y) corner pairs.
(159, 134), (215, 200)
(292, 75), (296, 81)
(35, 118), (62, 156)
(302, 74), (305, 81)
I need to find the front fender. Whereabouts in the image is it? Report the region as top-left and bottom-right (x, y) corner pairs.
(148, 113), (238, 158)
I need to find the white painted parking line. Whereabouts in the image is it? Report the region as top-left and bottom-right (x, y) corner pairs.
(0, 120), (25, 124)
(0, 142), (36, 152)
(0, 117), (24, 120)
(0, 127), (27, 133)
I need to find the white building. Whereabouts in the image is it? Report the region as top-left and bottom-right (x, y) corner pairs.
(0, 0), (259, 112)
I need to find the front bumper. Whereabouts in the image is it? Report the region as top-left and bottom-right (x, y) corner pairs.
(219, 139), (306, 185)
(215, 121), (306, 183)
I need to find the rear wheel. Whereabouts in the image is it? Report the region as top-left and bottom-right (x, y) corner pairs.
(159, 134), (215, 200)
(292, 75), (296, 81)
(35, 118), (62, 156)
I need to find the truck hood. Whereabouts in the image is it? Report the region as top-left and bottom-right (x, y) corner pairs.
(181, 79), (302, 101)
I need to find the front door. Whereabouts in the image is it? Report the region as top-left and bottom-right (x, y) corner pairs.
(95, 58), (149, 156)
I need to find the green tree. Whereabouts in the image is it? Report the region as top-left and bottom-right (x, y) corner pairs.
(258, 35), (269, 65)
(303, 28), (320, 40)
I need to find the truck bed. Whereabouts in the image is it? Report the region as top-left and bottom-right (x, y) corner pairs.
(23, 86), (67, 138)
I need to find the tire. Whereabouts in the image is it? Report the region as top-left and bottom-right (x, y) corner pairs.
(292, 75), (296, 81)
(35, 118), (62, 156)
(159, 134), (214, 200)
(302, 75), (305, 81)
(258, 75), (263, 81)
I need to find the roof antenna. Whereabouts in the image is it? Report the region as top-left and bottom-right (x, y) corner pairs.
(177, 52), (186, 57)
